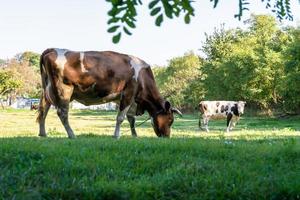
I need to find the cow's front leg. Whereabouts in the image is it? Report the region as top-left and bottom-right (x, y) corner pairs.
(229, 116), (240, 131)
(57, 104), (75, 139)
(203, 116), (210, 132)
(126, 103), (138, 137)
(226, 113), (233, 132)
(113, 106), (130, 139)
(127, 115), (137, 137)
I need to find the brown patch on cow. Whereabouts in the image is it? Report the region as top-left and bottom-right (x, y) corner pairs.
(112, 80), (126, 93)
(216, 102), (220, 107)
(199, 102), (208, 114)
(154, 113), (173, 137)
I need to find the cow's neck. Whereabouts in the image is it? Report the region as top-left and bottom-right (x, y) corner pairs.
(142, 92), (165, 118)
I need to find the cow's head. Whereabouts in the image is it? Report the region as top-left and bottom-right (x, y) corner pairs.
(237, 101), (246, 114)
(151, 101), (182, 138)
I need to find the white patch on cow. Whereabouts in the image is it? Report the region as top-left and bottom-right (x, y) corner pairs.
(129, 56), (148, 81)
(80, 52), (88, 72)
(54, 49), (68, 73)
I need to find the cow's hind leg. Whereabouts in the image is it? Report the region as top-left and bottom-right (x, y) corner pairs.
(57, 103), (75, 139)
(37, 93), (51, 137)
(226, 113), (233, 132)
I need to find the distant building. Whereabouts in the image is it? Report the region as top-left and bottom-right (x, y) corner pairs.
(9, 97), (116, 111)
(10, 97), (39, 109)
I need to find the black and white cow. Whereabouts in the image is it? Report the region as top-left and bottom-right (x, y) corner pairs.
(198, 101), (246, 132)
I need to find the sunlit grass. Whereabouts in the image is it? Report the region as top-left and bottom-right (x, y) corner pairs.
(0, 108), (299, 139)
(0, 109), (300, 199)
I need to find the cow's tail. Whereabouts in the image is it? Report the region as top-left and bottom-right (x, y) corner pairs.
(40, 51), (47, 91)
(36, 49), (53, 123)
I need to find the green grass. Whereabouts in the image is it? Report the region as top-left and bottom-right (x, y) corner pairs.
(0, 108), (300, 199)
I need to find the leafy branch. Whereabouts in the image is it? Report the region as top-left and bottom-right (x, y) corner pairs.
(106, 0), (297, 43)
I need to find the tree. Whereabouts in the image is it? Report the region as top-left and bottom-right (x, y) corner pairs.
(281, 28), (300, 113)
(15, 51), (40, 71)
(6, 59), (41, 98)
(0, 69), (21, 108)
(105, 0), (297, 43)
(153, 51), (203, 109)
(201, 15), (289, 110)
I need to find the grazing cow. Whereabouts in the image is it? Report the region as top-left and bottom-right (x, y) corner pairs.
(198, 101), (246, 132)
(37, 48), (182, 139)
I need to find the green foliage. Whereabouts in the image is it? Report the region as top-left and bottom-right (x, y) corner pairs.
(0, 69), (22, 97)
(1, 109), (300, 199)
(201, 15), (290, 110)
(5, 59), (41, 98)
(152, 14), (298, 113)
(106, 0), (297, 43)
(281, 28), (300, 112)
(18, 51), (40, 71)
(153, 52), (203, 109)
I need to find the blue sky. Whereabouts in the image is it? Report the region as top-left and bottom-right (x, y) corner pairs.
(0, 0), (299, 65)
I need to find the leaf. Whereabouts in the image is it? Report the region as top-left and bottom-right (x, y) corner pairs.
(210, 0), (219, 8)
(125, 19), (136, 28)
(112, 32), (121, 43)
(184, 14), (190, 24)
(155, 14), (163, 26)
(107, 17), (120, 24)
(150, 7), (161, 16)
(162, 0), (173, 18)
(149, 0), (160, 9)
(108, 6), (126, 16)
(107, 25), (120, 33)
(123, 26), (132, 35)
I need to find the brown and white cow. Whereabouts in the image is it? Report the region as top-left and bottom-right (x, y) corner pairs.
(198, 101), (246, 132)
(36, 48), (182, 139)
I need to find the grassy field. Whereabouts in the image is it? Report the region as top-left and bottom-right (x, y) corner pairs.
(0, 108), (300, 199)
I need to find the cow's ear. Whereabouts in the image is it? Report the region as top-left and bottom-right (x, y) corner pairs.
(164, 101), (171, 111)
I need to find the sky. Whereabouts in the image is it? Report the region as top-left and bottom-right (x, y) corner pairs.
(0, 0), (299, 66)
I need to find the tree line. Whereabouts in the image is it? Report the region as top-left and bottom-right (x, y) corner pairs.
(154, 15), (300, 114)
(0, 14), (299, 114)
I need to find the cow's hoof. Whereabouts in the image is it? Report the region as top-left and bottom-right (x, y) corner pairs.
(68, 135), (76, 139)
(113, 135), (120, 139)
